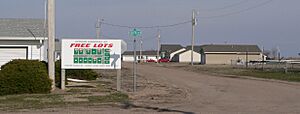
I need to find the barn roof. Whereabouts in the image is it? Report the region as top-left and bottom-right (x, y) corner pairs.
(186, 44), (262, 53)
(123, 50), (157, 56)
(160, 44), (184, 53)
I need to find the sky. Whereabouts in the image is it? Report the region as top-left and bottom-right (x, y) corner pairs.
(0, 0), (299, 56)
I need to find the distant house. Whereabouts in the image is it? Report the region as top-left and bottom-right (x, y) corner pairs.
(171, 44), (263, 64)
(172, 46), (201, 63)
(160, 44), (186, 60)
(122, 50), (158, 62)
(200, 44), (263, 64)
(0, 18), (48, 67)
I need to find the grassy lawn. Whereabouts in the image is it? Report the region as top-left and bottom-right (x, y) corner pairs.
(0, 79), (129, 111)
(164, 63), (300, 82)
(228, 69), (300, 82)
(0, 92), (128, 111)
(0, 66), (133, 111)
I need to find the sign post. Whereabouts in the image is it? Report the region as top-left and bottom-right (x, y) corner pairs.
(117, 69), (121, 91)
(61, 69), (65, 90)
(61, 39), (126, 91)
(130, 28), (141, 92)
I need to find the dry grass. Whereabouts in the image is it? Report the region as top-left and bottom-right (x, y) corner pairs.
(160, 63), (300, 82)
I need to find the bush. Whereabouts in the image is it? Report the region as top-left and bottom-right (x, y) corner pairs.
(0, 60), (52, 96)
(55, 60), (98, 81)
(54, 60), (66, 87)
(66, 69), (98, 80)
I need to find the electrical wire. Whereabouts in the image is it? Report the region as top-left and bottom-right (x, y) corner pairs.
(199, 0), (250, 12)
(198, 0), (274, 18)
(102, 20), (191, 29)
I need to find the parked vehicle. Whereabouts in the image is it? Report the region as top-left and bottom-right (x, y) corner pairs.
(158, 58), (170, 63)
(146, 59), (156, 63)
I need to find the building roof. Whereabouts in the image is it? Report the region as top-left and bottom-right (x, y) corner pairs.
(123, 50), (157, 56)
(160, 44), (184, 53)
(0, 18), (47, 37)
(186, 44), (262, 53)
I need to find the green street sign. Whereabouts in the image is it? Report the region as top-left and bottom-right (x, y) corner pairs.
(130, 28), (141, 37)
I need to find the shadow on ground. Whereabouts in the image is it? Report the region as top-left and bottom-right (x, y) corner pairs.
(121, 102), (194, 114)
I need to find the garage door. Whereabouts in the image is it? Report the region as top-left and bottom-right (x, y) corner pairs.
(0, 48), (27, 67)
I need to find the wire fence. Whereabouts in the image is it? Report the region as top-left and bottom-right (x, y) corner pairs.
(232, 61), (300, 73)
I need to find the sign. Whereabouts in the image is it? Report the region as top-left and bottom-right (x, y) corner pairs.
(61, 39), (126, 69)
(130, 28), (141, 37)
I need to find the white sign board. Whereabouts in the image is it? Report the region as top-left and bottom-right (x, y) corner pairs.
(61, 39), (125, 69)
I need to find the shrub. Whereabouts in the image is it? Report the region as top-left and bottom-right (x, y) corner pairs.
(0, 60), (52, 96)
(55, 60), (98, 81)
(66, 69), (98, 80)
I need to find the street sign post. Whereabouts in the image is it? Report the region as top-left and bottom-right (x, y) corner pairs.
(130, 28), (141, 92)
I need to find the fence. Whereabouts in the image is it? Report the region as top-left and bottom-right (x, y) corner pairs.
(232, 60), (300, 73)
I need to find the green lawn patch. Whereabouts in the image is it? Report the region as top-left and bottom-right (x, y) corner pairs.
(86, 92), (129, 103)
(173, 64), (300, 82)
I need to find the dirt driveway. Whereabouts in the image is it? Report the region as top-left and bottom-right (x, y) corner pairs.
(130, 63), (300, 114)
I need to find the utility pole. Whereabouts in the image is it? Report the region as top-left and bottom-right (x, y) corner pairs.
(140, 36), (143, 62)
(157, 29), (161, 63)
(48, 0), (55, 91)
(191, 9), (196, 66)
(133, 37), (137, 92)
(246, 50), (249, 68)
(278, 48), (281, 62)
(262, 46), (264, 71)
(96, 18), (102, 39)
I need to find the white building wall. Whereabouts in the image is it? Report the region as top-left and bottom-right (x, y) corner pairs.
(179, 50), (201, 63)
(146, 55), (158, 61)
(170, 48), (186, 60)
(122, 55), (158, 62)
(28, 45), (42, 60)
(122, 55), (134, 62)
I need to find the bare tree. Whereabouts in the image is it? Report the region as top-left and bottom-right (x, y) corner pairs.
(263, 50), (271, 59)
(271, 47), (278, 60)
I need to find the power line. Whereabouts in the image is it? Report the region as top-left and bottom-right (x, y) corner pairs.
(199, 0), (250, 12)
(102, 20), (191, 29)
(198, 0), (274, 19)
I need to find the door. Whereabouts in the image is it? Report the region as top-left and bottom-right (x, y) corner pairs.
(0, 47), (27, 67)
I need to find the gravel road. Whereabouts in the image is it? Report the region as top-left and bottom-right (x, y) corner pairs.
(129, 63), (300, 114)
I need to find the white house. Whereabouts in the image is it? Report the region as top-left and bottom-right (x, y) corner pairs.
(169, 44), (263, 64)
(0, 18), (48, 67)
(160, 44), (186, 61)
(122, 50), (159, 62)
(172, 49), (201, 63)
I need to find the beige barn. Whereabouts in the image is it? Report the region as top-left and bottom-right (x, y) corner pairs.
(199, 44), (263, 65)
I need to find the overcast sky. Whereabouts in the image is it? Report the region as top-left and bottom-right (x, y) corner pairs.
(1, 0), (299, 56)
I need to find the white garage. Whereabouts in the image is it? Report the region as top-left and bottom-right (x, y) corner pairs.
(0, 48), (27, 66)
(0, 18), (48, 68)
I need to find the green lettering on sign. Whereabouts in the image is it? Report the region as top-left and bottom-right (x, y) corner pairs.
(73, 48), (111, 65)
